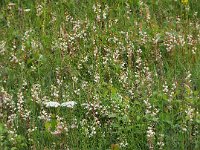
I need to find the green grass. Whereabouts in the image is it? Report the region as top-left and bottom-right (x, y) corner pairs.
(0, 0), (200, 149)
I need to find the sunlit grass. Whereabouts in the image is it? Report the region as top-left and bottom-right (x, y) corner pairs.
(0, 0), (200, 149)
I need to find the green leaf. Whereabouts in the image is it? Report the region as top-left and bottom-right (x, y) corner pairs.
(45, 121), (51, 131)
(51, 119), (57, 131)
(196, 119), (200, 124)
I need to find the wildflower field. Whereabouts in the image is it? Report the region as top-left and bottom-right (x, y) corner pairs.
(0, 0), (200, 149)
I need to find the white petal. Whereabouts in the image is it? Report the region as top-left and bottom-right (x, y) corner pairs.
(61, 101), (77, 108)
(45, 101), (60, 108)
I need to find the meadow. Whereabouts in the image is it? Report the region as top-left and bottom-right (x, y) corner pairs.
(0, 0), (200, 149)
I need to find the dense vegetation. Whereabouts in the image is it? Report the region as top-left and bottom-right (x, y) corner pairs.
(0, 0), (200, 149)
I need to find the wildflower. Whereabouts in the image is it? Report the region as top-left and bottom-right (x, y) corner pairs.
(181, 0), (188, 5)
(24, 9), (31, 12)
(51, 124), (63, 136)
(51, 130), (62, 136)
(8, 2), (15, 6)
(81, 103), (89, 109)
(45, 102), (60, 108)
(61, 101), (77, 108)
